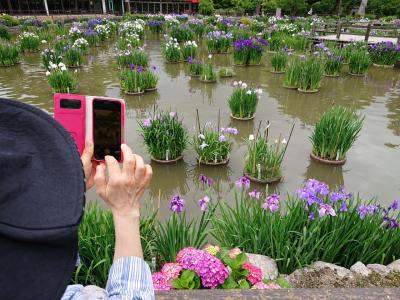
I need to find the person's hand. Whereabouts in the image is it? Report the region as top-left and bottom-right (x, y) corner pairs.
(94, 144), (152, 218)
(81, 141), (97, 191)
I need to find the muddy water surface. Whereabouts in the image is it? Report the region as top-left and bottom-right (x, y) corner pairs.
(1, 34), (399, 218)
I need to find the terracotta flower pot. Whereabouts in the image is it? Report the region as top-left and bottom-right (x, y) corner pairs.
(151, 155), (183, 164)
(244, 172), (282, 184)
(310, 152), (346, 165)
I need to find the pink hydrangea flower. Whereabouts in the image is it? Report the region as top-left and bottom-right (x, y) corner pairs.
(243, 262), (263, 284)
(228, 247), (242, 259)
(251, 282), (281, 289)
(152, 272), (172, 291)
(176, 247), (229, 289)
(161, 263), (183, 282)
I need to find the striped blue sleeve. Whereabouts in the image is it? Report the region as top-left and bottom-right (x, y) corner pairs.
(106, 256), (155, 300)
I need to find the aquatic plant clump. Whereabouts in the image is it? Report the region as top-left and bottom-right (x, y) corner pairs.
(193, 124), (236, 164)
(163, 37), (181, 63)
(64, 45), (84, 67)
(170, 24), (194, 43)
(244, 124), (292, 182)
(46, 62), (76, 93)
(148, 20), (164, 33)
(117, 47), (148, 68)
(311, 106), (364, 162)
(0, 41), (20, 66)
(218, 67), (235, 78)
(212, 178), (400, 275)
(200, 55), (217, 82)
(206, 31), (233, 53)
(270, 50), (288, 72)
(19, 32), (40, 52)
(142, 66), (159, 90)
(233, 37), (268, 66)
(369, 41), (400, 66)
(298, 56), (323, 92)
(117, 33), (141, 50)
(228, 81), (261, 119)
(41, 48), (62, 69)
(120, 65), (145, 94)
(283, 56), (302, 88)
(188, 57), (203, 76)
(139, 111), (188, 161)
(182, 40), (198, 61)
(348, 50), (371, 75)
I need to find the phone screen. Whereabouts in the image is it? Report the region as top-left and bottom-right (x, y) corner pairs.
(93, 99), (121, 161)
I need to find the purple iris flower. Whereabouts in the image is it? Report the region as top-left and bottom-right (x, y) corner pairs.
(262, 194), (280, 213)
(198, 196), (210, 211)
(235, 176), (250, 190)
(169, 195), (185, 213)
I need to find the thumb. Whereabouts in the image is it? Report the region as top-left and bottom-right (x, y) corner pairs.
(81, 141), (94, 163)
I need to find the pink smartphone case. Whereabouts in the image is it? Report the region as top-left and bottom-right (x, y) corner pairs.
(54, 93), (86, 155)
(54, 94), (125, 159)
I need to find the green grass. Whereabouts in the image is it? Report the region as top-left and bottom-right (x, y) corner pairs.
(311, 106), (364, 161)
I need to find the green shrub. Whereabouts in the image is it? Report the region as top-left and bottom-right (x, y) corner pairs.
(0, 14), (20, 27)
(311, 106), (364, 161)
(199, 0), (214, 16)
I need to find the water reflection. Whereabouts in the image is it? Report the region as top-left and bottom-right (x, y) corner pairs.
(304, 159), (345, 190)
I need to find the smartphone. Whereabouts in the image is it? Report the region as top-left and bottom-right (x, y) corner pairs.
(53, 93), (87, 155)
(92, 98), (124, 162)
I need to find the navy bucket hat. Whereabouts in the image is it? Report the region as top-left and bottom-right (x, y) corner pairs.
(0, 98), (85, 300)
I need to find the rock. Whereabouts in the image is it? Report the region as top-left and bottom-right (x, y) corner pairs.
(246, 253), (279, 280)
(350, 261), (372, 276)
(312, 261), (353, 278)
(387, 259), (400, 272)
(367, 264), (391, 276)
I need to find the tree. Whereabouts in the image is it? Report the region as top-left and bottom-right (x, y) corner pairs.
(357, 0), (368, 15)
(199, 0), (215, 15)
(276, 0), (308, 15)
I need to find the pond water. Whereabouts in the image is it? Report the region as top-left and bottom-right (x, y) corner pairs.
(1, 34), (400, 218)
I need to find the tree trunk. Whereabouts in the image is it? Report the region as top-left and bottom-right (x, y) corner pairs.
(357, 0), (368, 16)
(275, 7), (282, 18)
(335, 0), (342, 15)
(6, 0), (12, 11)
